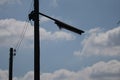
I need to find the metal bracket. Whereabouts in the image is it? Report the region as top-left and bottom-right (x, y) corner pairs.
(29, 11), (37, 21)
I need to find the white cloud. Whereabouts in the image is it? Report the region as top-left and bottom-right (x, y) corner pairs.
(74, 27), (120, 56)
(40, 28), (75, 41)
(0, 18), (75, 47)
(0, 69), (8, 80)
(0, 69), (33, 80)
(0, 18), (33, 47)
(1, 60), (120, 80)
(0, 0), (21, 5)
(41, 60), (120, 80)
(19, 71), (34, 80)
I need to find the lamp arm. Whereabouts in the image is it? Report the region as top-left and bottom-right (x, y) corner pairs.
(39, 12), (85, 35)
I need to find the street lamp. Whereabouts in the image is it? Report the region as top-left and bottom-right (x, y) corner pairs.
(28, 0), (84, 80)
(39, 12), (84, 35)
(29, 11), (85, 80)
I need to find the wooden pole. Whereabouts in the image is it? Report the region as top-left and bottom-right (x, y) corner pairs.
(28, 0), (40, 79)
(9, 48), (14, 80)
(34, 0), (40, 80)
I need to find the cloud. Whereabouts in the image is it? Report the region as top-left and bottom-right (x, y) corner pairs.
(19, 71), (34, 80)
(0, 0), (21, 5)
(0, 18), (75, 47)
(74, 27), (120, 56)
(89, 60), (120, 80)
(40, 28), (75, 41)
(0, 69), (8, 80)
(0, 18), (33, 47)
(1, 60), (120, 80)
(41, 60), (120, 80)
(0, 69), (33, 80)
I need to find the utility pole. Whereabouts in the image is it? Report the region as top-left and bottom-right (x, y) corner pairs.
(29, 0), (40, 80)
(9, 48), (16, 80)
(28, 0), (84, 80)
(34, 0), (40, 80)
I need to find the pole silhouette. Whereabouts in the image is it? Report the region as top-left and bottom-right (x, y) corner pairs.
(28, 0), (85, 80)
(29, 0), (40, 80)
(9, 48), (16, 80)
(34, 0), (40, 80)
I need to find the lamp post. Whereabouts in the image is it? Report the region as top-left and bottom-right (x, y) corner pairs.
(29, 0), (40, 80)
(29, 0), (84, 80)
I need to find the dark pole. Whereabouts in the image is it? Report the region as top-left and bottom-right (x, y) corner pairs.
(34, 0), (40, 80)
(28, 0), (40, 79)
(9, 48), (14, 80)
(29, 0), (84, 80)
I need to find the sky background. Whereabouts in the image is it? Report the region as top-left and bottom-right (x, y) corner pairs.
(0, 0), (120, 80)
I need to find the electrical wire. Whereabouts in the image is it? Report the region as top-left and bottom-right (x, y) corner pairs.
(15, 20), (29, 52)
(14, 0), (34, 52)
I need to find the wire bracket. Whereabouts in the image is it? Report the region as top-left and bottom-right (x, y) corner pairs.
(29, 11), (37, 21)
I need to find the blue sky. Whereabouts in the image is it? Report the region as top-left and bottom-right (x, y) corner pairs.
(0, 0), (120, 80)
